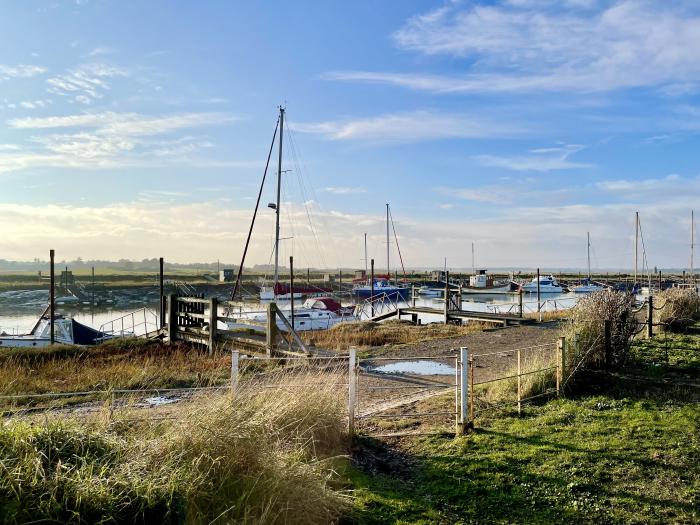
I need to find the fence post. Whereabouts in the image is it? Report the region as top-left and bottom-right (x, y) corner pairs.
(604, 319), (612, 369)
(556, 336), (566, 396)
(167, 293), (177, 344)
(444, 271), (450, 324)
(518, 289), (523, 318)
(208, 297), (218, 355)
(266, 303), (278, 357)
(457, 347), (469, 435)
(231, 350), (239, 396)
(647, 296), (653, 339)
(517, 348), (522, 415)
(348, 347), (357, 435)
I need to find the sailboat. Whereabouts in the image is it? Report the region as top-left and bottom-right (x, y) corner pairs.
(227, 106), (355, 332)
(573, 232), (604, 293)
(352, 204), (410, 300)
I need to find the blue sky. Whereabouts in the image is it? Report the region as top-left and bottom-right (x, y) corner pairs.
(2, 0), (700, 271)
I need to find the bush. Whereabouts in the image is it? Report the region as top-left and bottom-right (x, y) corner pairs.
(561, 291), (636, 371)
(654, 288), (700, 332)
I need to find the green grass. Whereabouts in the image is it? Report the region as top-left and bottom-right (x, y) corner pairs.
(345, 327), (700, 524)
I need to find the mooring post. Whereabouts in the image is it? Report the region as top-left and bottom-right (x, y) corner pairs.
(458, 347), (469, 435)
(536, 268), (542, 322)
(49, 249), (55, 345)
(231, 350), (239, 396)
(266, 303), (278, 357)
(411, 284), (416, 307)
(370, 259), (375, 317)
(604, 319), (612, 369)
(647, 296), (653, 339)
(348, 347), (357, 435)
(556, 336), (566, 396)
(208, 297), (218, 355)
(518, 288), (524, 318)
(159, 257), (164, 329)
(167, 293), (177, 344)
(444, 271), (450, 324)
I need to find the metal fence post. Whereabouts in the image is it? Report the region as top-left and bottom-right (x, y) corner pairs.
(517, 348), (522, 415)
(348, 347), (357, 435)
(458, 347), (469, 435)
(556, 336), (566, 396)
(231, 350), (239, 396)
(647, 296), (653, 339)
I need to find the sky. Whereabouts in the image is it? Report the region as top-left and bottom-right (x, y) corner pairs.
(1, 0), (700, 271)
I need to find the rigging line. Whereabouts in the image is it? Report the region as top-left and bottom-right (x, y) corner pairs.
(286, 123), (332, 268)
(388, 206), (407, 280)
(638, 220), (652, 284)
(230, 116), (279, 301)
(284, 131), (316, 270)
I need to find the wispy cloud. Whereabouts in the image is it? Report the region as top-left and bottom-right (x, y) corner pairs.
(321, 186), (367, 195)
(293, 110), (522, 142)
(0, 111), (235, 172)
(328, 1), (700, 94)
(0, 64), (47, 80)
(475, 144), (591, 172)
(596, 174), (700, 200)
(46, 62), (128, 104)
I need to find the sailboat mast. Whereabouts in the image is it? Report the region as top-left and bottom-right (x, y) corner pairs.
(364, 233), (368, 275)
(386, 203), (390, 278)
(691, 210), (695, 283)
(273, 106), (285, 299)
(634, 211), (639, 285)
(471, 243), (475, 275)
(587, 231), (591, 279)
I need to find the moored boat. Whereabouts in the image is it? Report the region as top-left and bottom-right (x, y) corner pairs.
(520, 275), (564, 293)
(0, 309), (112, 348)
(461, 270), (514, 294)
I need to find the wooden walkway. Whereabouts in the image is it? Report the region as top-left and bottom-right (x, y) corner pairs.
(373, 306), (534, 326)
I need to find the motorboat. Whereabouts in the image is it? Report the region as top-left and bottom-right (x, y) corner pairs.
(418, 285), (442, 297)
(520, 275), (564, 293)
(461, 270), (514, 294)
(0, 310), (112, 348)
(352, 279), (410, 300)
(226, 297), (356, 332)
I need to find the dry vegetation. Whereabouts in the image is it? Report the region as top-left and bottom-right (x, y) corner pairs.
(654, 287), (700, 331)
(0, 369), (349, 524)
(302, 319), (487, 350)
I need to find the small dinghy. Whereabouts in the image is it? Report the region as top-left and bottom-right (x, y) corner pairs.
(0, 308), (112, 348)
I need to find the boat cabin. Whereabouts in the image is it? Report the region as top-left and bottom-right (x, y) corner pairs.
(468, 269), (493, 289)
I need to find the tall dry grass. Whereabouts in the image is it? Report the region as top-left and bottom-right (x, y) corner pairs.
(303, 320), (486, 350)
(654, 288), (700, 331)
(560, 290), (636, 371)
(0, 368), (349, 524)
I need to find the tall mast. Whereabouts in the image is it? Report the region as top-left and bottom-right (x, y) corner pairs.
(634, 211), (639, 285)
(386, 203), (390, 278)
(364, 233), (368, 275)
(691, 210), (695, 283)
(471, 242), (475, 275)
(587, 231), (591, 279)
(273, 106), (285, 299)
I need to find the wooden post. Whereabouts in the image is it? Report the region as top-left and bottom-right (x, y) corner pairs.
(370, 259), (375, 317)
(208, 297), (218, 355)
(266, 302), (278, 356)
(289, 256), (295, 330)
(536, 268), (541, 322)
(457, 347), (469, 435)
(604, 319), (612, 369)
(411, 284), (416, 307)
(348, 347), (357, 435)
(518, 288), (524, 318)
(517, 348), (522, 415)
(556, 336), (565, 396)
(231, 350), (239, 396)
(159, 257), (164, 328)
(49, 249), (55, 345)
(167, 294), (177, 344)
(647, 296), (653, 339)
(91, 266), (95, 307)
(444, 271), (450, 324)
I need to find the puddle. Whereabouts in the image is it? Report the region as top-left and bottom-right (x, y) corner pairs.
(142, 396), (180, 407)
(367, 360), (456, 376)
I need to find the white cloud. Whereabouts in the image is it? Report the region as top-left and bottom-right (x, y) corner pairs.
(293, 111), (522, 141)
(87, 46), (116, 57)
(321, 187), (367, 195)
(328, 1), (700, 94)
(0, 64), (47, 80)
(475, 144), (591, 172)
(0, 111), (235, 172)
(596, 174), (700, 200)
(46, 62), (127, 104)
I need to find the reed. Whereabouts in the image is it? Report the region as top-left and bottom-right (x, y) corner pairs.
(653, 288), (700, 332)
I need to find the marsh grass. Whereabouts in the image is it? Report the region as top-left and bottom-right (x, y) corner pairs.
(654, 288), (700, 332)
(302, 320), (487, 350)
(0, 368), (349, 524)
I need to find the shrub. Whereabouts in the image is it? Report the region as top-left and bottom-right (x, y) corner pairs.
(560, 290), (636, 371)
(653, 288), (700, 332)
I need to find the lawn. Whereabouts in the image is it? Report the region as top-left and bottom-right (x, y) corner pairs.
(346, 329), (700, 524)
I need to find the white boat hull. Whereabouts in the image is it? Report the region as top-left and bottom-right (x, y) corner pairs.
(521, 285), (563, 293)
(461, 285), (512, 294)
(573, 285), (604, 293)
